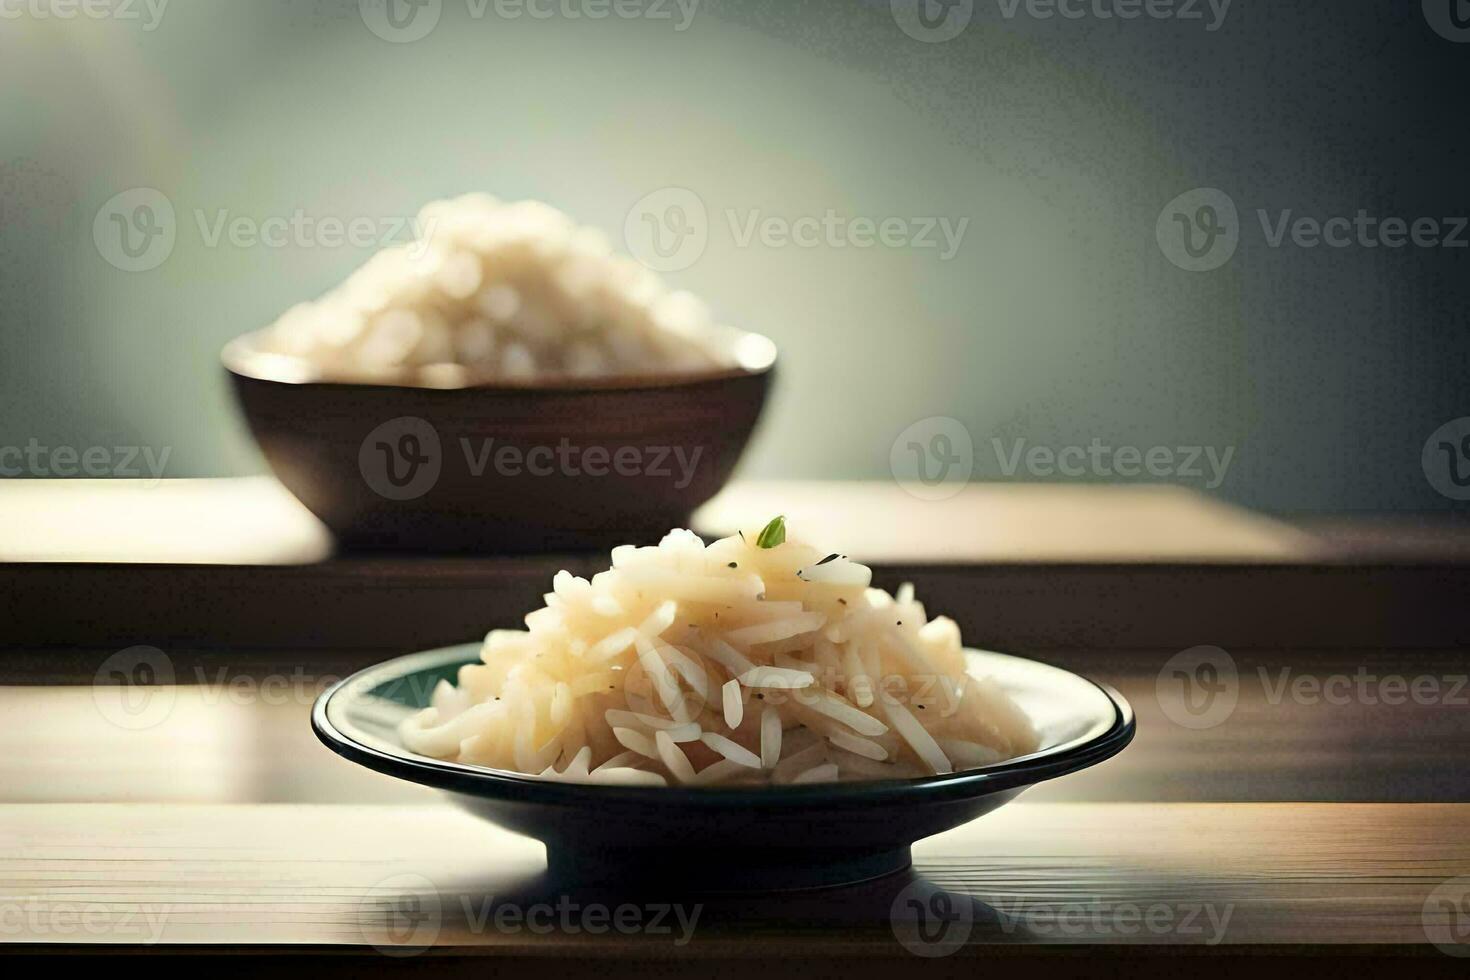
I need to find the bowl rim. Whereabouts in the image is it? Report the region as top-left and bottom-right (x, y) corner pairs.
(221, 329), (777, 393)
(312, 643), (1135, 808)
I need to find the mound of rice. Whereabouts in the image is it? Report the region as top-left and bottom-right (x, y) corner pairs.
(400, 520), (1039, 786)
(259, 194), (745, 385)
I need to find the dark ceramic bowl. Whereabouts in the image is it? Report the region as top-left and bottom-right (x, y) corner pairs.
(313, 644), (1134, 891)
(223, 331), (776, 552)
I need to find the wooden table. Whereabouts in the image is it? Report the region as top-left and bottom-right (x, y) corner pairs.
(2, 479), (1468, 970)
(5, 803), (1468, 973)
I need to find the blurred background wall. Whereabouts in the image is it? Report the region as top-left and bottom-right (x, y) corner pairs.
(1, 0), (1466, 513)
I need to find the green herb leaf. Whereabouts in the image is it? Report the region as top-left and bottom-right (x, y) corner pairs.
(755, 515), (786, 549)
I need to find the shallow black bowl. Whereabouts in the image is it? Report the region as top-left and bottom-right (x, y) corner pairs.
(313, 644), (1134, 891)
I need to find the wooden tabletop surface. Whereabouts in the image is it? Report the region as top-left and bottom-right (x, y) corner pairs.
(0, 477), (1322, 565)
(2, 479), (1468, 966)
(3, 479), (1468, 651)
(5, 802), (1467, 955)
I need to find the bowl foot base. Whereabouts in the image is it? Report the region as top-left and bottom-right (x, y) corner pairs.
(545, 844), (912, 893)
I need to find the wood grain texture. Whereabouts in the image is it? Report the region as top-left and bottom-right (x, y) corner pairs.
(0, 478), (1320, 566)
(2, 802), (1466, 954)
(4, 649), (1468, 805)
(5, 562), (1469, 652)
(3, 480), (1468, 651)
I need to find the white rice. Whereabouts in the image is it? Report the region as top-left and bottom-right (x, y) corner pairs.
(399, 523), (1039, 785)
(258, 194), (761, 384)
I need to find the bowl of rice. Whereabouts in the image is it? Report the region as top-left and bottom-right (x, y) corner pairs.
(313, 519), (1135, 890)
(224, 194), (776, 552)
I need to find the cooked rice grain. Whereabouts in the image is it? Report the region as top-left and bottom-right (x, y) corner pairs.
(399, 525), (1038, 785)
